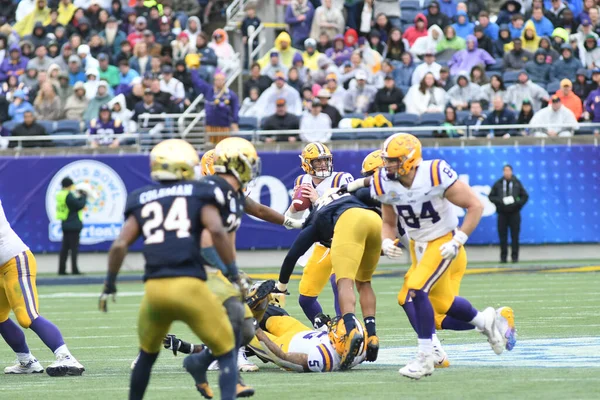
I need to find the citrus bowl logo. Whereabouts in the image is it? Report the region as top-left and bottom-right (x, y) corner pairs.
(45, 160), (127, 245)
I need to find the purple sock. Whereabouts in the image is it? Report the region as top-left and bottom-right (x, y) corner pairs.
(446, 296), (478, 323)
(330, 274), (341, 317)
(401, 302), (419, 333)
(298, 295), (323, 323)
(441, 315), (476, 331)
(29, 316), (65, 353)
(0, 319), (29, 353)
(412, 290), (434, 340)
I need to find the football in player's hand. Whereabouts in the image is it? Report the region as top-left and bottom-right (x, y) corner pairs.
(292, 185), (311, 212)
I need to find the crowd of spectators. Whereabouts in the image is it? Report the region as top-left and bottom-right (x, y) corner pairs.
(236, 0), (600, 141)
(3, 0), (600, 147)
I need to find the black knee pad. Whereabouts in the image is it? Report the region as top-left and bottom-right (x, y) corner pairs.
(259, 304), (290, 331)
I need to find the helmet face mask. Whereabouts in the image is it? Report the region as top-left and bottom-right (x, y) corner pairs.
(300, 142), (333, 178)
(150, 139), (200, 182)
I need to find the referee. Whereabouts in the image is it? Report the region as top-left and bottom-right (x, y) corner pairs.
(488, 165), (529, 263)
(56, 177), (87, 275)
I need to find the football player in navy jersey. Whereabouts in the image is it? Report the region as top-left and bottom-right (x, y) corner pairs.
(99, 138), (261, 400)
(277, 187), (382, 370)
(89, 104), (124, 148)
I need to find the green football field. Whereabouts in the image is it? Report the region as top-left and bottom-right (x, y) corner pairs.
(1, 268), (600, 400)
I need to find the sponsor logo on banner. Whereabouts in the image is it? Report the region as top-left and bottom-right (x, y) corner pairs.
(45, 160), (127, 245)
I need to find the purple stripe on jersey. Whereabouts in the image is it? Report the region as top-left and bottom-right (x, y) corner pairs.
(422, 258), (451, 293)
(317, 345), (327, 372)
(22, 252), (38, 315)
(437, 160), (442, 184)
(15, 254), (34, 322)
(429, 162), (435, 187)
(322, 344), (334, 371)
(377, 169), (385, 195)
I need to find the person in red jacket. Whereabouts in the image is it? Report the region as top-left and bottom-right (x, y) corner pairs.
(403, 13), (428, 47)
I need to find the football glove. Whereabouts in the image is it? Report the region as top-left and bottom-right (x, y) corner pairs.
(283, 216), (304, 230)
(382, 238), (403, 259)
(163, 334), (202, 356)
(313, 313), (332, 330)
(439, 231), (468, 260)
(98, 281), (117, 312)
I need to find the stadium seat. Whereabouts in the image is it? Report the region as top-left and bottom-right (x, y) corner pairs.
(55, 120), (82, 135)
(356, 130), (383, 140)
(331, 131), (355, 140)
(401, 10), (419, 22)
(488, 58), (504, 71)
(238, 116), (258, 130)
(399, 85), (410, 95)
(546, 80), (560, 94)
(393, 112), (420, 127)
(503, 70), (521, 85)
(400, 0), (420, 11)
(435, 49), (457, 64)
(368, 112), (392, 122)
(418, 112), (445, 126)
(456, 110), (470, 124)
(485, 71), (500, 80)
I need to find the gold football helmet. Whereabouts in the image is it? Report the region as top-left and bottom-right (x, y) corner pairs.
(361, 150), (383, 177)
(328, 317), (367, 357)
(381, 133), (422, 178)
(200, 149), (216, 176)
(213, 137), (261, 186)
(150, 139), (199, 181)
(299, 142), (333, 178)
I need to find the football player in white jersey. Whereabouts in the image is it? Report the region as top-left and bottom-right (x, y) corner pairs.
(163, 293), (367, 373)
(277, 142), (354, 327)
(0, 201), (84, 376)
(344, 133), (516, 379)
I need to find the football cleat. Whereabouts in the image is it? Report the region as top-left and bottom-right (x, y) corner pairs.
(46, 355), (85, 377)
(4, 358), (44, 374)
(184, 355), (213, 399)
(399, 352), (434, 380)
(480, 307), (505, 355)
(496, 307), (517, 351)
(339, 327), (364, 371)
(365, 335), (379, 362)
(432, 336), (450, 368)
(237, 347), (259, 372)
(246, 280), (275, 310)
(236, 376), (255, 398)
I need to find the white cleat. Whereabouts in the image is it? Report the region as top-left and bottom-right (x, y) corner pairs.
(46, 355), (85, 377)
(208, 360), (219, 371)
(496, 307), (517, 351)
(432, 343), (450, 368)
(237, 347), (259, 372)
(4, 358), (44, 374)
(480, 307), (505, 355)
(399, 352), (434, 380)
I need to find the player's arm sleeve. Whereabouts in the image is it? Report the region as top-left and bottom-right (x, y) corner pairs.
(306, 345), (333, 372)
(354, 187), (381, 208)
(341, 172), (354, 184)
(437, 160), (459, 190)
(278, 223), (318, 285)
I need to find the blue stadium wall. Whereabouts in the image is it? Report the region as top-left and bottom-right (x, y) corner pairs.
(2, 145), (599, 253)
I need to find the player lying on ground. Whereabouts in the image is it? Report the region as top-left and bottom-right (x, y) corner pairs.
(197, 149), (303, 373)
(342, 133), (517, 379)
(275, 186), (383, 370)
(164, 284), (368, 373)
(0, 202), (85, 376)
(100, 138), (257, 400)
(282, 142), (354, 323)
